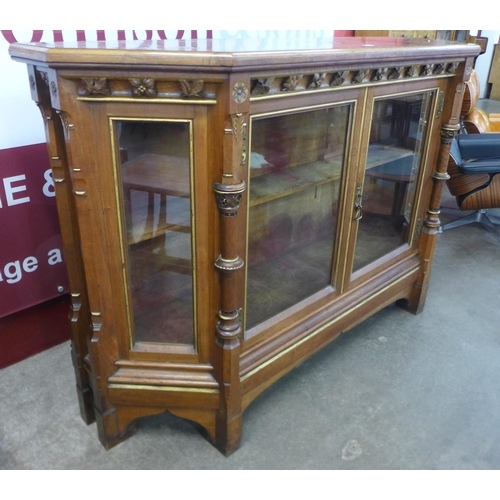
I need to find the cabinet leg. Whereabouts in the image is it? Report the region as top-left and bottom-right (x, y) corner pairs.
(400, 281), (430, 316)
(94, 405), (168, 450)
(94, 407), (138, 450)
(215, 412), (243, 457)
(75, 384), (96, 425)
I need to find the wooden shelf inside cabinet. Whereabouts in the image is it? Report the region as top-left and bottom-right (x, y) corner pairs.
(249, 156), (344, 207)
(365, 145), (414, 170)
(121, 153), (191, 245)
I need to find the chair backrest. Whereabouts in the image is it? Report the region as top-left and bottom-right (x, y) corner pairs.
(461, 68), (497, 133)
(461, 68), (480, 116)
(446, 138), (490, 198)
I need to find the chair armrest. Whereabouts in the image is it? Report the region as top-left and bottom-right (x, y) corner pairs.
(459, 159), (500, 174)
(457, 133), (500, 160)
(489, 114), (500, 132)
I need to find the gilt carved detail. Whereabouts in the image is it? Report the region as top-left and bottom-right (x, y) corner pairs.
(179, 79), (204, 98)
(371, 68), (387, 81)
(388, 67), (405, 80)
(251, 78), (275, 95)
(282, 74), (303, 91)
(82, 78), (111, 96)
(232, 82), (248, 103)
(330, 71), (349, 86)
(406, 65), (421, 78)
(249, 61), (456, 98)
(433, 63), (446, 75)
(56, 110), (74, 138)
(129, 78), (157, 97)
(308, 73), (327, 88)
(352, 69), (369, 84)
(213, 181), (246, 217)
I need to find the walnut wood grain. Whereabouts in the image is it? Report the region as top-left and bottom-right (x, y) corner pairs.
(10, 37), (480, 455)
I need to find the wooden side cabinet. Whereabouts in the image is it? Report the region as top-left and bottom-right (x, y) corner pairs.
(10, 37), (479, 455)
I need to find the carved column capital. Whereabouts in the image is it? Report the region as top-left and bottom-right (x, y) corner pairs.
(213, 180), (246, 217)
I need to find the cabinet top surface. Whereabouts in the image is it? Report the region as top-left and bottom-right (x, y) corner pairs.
(9, 37), (480, 69)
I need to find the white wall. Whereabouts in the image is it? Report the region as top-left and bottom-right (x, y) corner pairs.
(474, 30), (500, 98)
(0, 30), (334, 150)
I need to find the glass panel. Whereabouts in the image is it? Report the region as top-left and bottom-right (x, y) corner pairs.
(436, 30), (452, 40)
(116, 120), (195, 346)
(246, 105), (350, 330)
(352, 92), (433, 272)
(455, 30), (468, 41)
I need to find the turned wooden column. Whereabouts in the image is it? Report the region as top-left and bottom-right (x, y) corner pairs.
(408, 59), (474, 314)
(212, 76), (250, 455)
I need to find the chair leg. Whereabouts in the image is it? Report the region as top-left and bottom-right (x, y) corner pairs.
(438, 209), (500, 241)
(481, 212), (500, 241)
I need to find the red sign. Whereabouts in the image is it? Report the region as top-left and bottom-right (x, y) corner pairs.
(0, 143), (68, 317)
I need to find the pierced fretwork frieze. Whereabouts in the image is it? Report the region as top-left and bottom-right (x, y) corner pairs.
(251, 78), (275, 95)
(250, 61), (461, 98)
(281, 74), (303, 91)
(308, 73), (327, 88)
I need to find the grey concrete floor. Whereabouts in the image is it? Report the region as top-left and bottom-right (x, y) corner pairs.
(2, 106), (500, 469)
(1, 206), (499, 470)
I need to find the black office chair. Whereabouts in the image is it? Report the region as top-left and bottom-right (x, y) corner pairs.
(439, 134), (500, 240)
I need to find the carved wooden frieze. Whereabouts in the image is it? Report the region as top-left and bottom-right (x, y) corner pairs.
(282, 74), (303, 91)
(433, 63), (446, 75)
(82, 78), (111, 96)
(371, 68), (387, 81)
(352, 69), (369, 84)
(388, 67), (405, 80)
(423, 64), (434, 76)
(251, 78), (275, 96)
(330, 71), (349, 86)
(74, 76), (216, 101)
(406, 65), (421, 78)
(308, 73), (327, 89)
(179, 79), (204, 98)
(130, 78), (157, 97)
(250, 61), (461, 98)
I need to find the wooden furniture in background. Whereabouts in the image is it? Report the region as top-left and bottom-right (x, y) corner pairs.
(355, 30), (471, 41)
(462, 68), (500, 133)
(10, 37), (479, 455)
(488, 44), (500, 100)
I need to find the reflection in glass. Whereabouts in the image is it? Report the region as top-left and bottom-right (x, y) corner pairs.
(352, 92), (433, 272)
(246, 105), (350, 329)
(116, 120), (195, 346)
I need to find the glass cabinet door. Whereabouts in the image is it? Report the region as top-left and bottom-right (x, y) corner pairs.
(113, 119), (196, 348)
(352, 91), (434, 273)
(246, 104), (352, 330)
